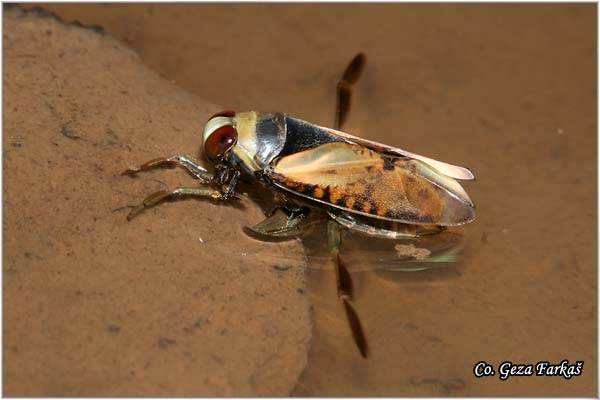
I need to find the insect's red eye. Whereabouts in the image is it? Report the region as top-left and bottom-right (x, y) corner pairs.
(204, 125), (238, 162)
(208, 110), (236, 120)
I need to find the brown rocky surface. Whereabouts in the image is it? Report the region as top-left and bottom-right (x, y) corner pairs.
(3, 6), (311, 396)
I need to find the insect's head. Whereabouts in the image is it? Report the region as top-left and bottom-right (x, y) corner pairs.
(202, 110), (238, 164)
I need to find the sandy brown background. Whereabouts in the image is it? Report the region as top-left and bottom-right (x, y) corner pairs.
(4, 6), (311, 396)
(6, 3), (598, 397)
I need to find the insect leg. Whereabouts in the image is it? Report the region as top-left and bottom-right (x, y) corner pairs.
(334, 53), (366, 131)
(327, 220), (369, 358)
(123, 154), (213, 182)
(126, 186), (224, 221)
(246, 208), (307, 238)
(222, 170), (241, 199)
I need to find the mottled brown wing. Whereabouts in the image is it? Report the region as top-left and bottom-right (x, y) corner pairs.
(267, 142), (475, 226)
(319, 125), (475, 181)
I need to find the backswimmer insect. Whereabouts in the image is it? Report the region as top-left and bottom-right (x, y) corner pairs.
(123, 54), (476, 358)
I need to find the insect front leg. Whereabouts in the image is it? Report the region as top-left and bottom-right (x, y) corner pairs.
(123, 154), (213, 182)
(246, 207), (308, 238)
(327, 220), (369, 358)
(126, 186), (225, 221)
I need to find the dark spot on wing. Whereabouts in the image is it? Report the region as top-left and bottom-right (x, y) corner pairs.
(305, 185), (317, 196)
(300, 183), (327, 198)
(383, 157), (395, 171)
(385, 210), (435, 224)
(353, 198), (364, 211)
(322, 186), (331, 203)
(369, 203), (379, 215)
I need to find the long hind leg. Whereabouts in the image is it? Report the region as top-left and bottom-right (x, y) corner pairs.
(328, 220), (369, 358)
(334, 53), (366, 130)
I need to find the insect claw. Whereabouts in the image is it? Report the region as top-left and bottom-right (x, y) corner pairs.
(126, 204), (145, 221)
(122, 166), (140, 176)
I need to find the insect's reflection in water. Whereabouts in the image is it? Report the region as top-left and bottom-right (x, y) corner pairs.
(247, 211), (467, 351)
(299, 218), (465, 274)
